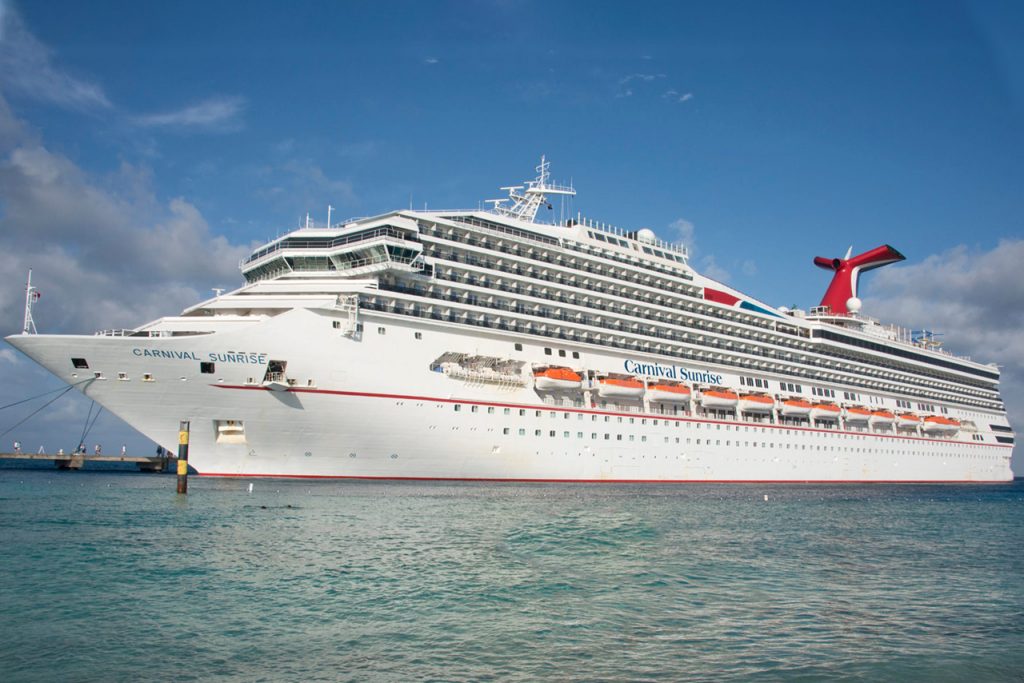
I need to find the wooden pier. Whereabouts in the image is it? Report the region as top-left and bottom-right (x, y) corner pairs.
(0, 452), (173, 472)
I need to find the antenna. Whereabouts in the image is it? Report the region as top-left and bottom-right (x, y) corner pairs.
(327, 205), (333, 229)
(491, 156), (575, 223)
(22, 269), (40, 335)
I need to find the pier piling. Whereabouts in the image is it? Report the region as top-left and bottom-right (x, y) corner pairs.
(177, 420), (190, 494)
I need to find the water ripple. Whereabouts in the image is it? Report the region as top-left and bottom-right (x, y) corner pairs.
(0, 473), (1022, 681)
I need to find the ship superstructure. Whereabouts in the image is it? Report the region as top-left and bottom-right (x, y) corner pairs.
(6, 159), (1014, 481)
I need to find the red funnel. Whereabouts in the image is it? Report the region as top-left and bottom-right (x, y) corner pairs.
(814, 245), (905, 314)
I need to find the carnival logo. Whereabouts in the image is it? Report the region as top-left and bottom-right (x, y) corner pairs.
(132, 348), (268, 364)
(623, 359), (723, 385)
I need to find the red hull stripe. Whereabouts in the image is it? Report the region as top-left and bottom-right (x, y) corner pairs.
(213, 384), (1012, 450)
(198, 473), (1009, 484)
(702, 287), (740, 306)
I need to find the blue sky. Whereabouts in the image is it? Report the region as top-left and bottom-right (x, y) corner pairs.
(1, 0), (1022, 464)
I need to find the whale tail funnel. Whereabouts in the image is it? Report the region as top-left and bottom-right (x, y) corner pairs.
(813, 245), (905, 314)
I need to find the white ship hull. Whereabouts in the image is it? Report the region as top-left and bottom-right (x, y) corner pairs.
(5, 161), (1015, 483)
(7, 308), (1012, 482)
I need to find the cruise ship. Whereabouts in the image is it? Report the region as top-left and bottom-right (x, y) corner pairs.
(6, 159), (1015, 481)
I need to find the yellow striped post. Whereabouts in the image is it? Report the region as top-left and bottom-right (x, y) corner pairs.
(176, 420), (190, 494)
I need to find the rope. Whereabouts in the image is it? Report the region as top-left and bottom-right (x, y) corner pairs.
(77, 401), (96, 449)
(80, 404), (104, 445)
(0, 385), (76, 440)
(0, 378), (92, 411)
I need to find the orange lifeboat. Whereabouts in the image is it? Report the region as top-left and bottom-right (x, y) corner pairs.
(780, 398), (812, 417)
(810, 402), (841, 422)
(845, 406), (872, 423)
(738, 393), (774, 413)
(646, 382), (692, 404)
(922, 415), (960, 434)
(699, 388), (739, 409)
(869, 410), (895, 427)
(897, 412), (921, 429)
(533, 366), (583, 391)
(596, 375), (645, 399)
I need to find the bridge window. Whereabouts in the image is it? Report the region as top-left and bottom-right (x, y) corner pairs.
(200, 362), (215, 374)
(72, 358), (89, 369)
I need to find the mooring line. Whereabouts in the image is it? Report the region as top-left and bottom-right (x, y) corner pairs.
(0, 377), (92, 412)
(0, 385), (77, 440)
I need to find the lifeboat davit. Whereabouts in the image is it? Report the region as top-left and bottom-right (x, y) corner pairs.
(534, 366), (583, 391)
(738, 394), (774, 413)
(596, 376), (644, 399)
(897, 413), (921, 429)
(646, 383), (692, 403)
(700, 389), (739, 409)
(922, 415), (960, 434)
(845, 406), (872, 423)
(779, 398), (812, 417)
(869, 410), (895, 427)
(810, 403), (841, 421)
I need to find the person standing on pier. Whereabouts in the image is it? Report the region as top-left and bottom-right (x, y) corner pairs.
(94, 444), (102, 455)
(121, 444), (127, 456)
(38, 445), (44, 454)
(13, 440), (21, 453)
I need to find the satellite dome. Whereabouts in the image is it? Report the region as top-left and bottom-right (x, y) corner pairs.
(636, 228), (657, 244)
(846, 296), (862, 313)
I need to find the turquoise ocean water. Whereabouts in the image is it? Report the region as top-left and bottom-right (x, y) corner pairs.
(1, 465), (1022, 682)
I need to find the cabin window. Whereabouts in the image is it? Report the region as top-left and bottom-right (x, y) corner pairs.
(544, 348), (552, 355)
(414, 332), (422, 340)
(332, 321), (341, 329)
(377, 327), (386, 335)
(200, 362), (215, 374)
(72, 358), (89, 369)
(514, 343), (523, 351)
(558, 349), (566, 357)
(572, 352), (580, 359)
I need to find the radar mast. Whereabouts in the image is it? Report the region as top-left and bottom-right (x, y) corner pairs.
(489, 156), (575, 223)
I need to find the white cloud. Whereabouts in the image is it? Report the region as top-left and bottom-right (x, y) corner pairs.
(0, 347), (18, 365)
(0, 95), (253, 335)
(133, 96), (246, 131)
(279, 159), (357, 206)
(700, 255), (731, 283)
(669, 218), (696, 250)
(0, 2), (111, 111)
(740, 259), (758, 277)
(618, 73), (665, 85)
(0, 3), (244, 141)
(424, 57), (439, 65)
(663, 89), (694, 103)
(862, 239), (1024, 439)
(616, 73), (665, 98)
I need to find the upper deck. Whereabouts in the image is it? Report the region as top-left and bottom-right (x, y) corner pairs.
(226, 159), (1000, 410)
